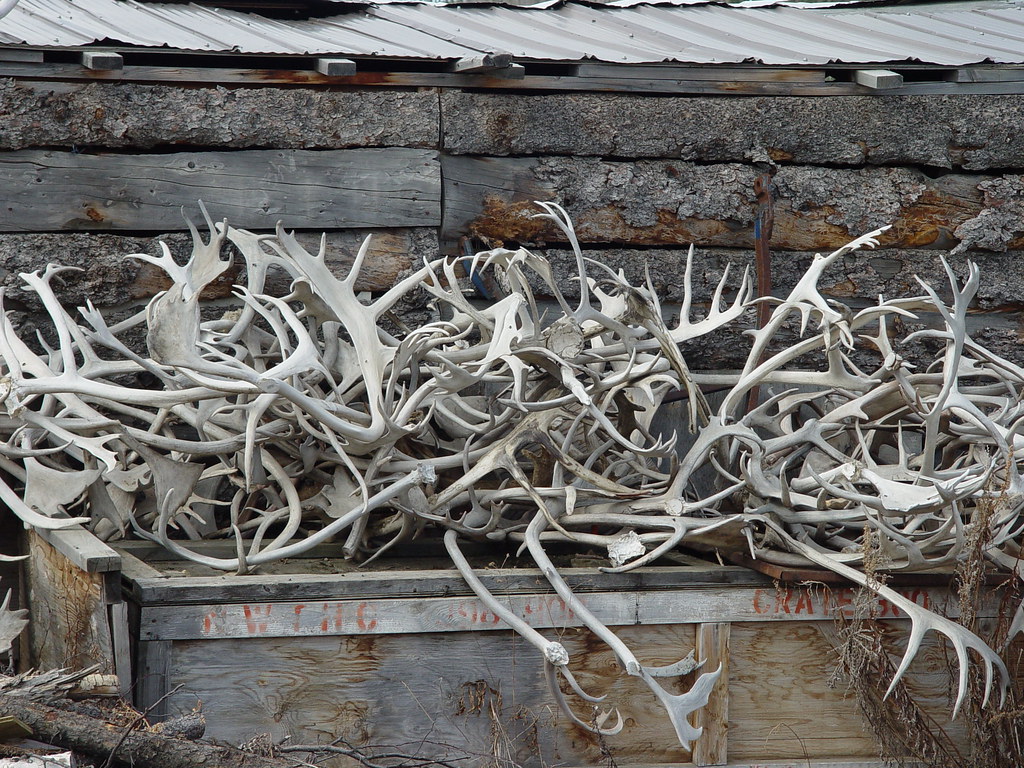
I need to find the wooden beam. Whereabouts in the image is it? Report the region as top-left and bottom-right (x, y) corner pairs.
(452, 52), (513, 73)
(854, 69), (903, 89)
(81, 51), (123, 71)
(0, 148), (441, 231)
(693, 622), (731, 766)
(34, 525), (120, 573)
(138, 584), (972, 640)
(3, 62), (1024, 96)
(314, 57), (356, 77)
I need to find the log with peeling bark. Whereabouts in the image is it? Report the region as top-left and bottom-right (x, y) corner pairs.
(0, 694), (296, 768)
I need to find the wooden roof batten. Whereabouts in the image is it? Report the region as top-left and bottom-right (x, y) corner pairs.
(1, 44), (1023, 95)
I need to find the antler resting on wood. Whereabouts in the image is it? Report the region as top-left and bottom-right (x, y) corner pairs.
(0, 200), (1020, 748)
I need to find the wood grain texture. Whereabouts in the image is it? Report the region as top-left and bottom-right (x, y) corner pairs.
(33, 525), (120, 573)
(164, 624), (699, 767)
(24, 531), (115, 673)
(0, 149), (440, 232)
(728, 621), (877, 761)
(693, 623), (730, 766)
(138, 584), (967, 641)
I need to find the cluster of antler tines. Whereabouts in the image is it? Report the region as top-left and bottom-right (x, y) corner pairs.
(1, 202), (1021, 748)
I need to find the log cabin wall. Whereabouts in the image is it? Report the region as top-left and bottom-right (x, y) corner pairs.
(2, 75), (1024, 369)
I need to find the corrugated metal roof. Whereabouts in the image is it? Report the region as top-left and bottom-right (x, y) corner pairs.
(0, 0), (1022, 65)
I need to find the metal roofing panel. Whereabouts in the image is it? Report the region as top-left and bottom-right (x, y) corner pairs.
(1, 0), (1023, 65)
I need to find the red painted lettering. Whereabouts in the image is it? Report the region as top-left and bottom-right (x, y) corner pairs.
(357, 602), (378, 631)
(293, 604), (305, 632)
(242, 604), (271, 635)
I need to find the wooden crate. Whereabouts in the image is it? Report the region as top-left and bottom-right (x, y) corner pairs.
(26, 529), (994, 768)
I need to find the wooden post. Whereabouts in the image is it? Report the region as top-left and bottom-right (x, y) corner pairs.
(692, 622), (730, 766)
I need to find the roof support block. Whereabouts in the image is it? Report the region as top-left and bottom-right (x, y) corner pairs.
(452, 52), (513, 73)
(315, 58), (356, 77)
(81, 51), (123, 71)
(854, 69), (903, 90)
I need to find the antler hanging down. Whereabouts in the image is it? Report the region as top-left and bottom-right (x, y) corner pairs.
(0, 201), (1019, 749)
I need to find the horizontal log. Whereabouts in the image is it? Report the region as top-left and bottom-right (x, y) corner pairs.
(441, 92), (1024, 170)
(0, 79), (439, 150)
(443, 156), (992, 251)
(0, 148), (441, 232)
(0, 228), (438, 309)
(0, 695), (293, 768)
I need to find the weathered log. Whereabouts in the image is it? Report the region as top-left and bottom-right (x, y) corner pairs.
(443, 155), (997, 251)
(0, 694), (296, 768)
(441, 92), (1024, 171)
(0, 79), (439, 151)
(0, 149), (441, 232)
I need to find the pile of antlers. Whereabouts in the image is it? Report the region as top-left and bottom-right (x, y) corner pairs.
(1, 202), (1021, 748)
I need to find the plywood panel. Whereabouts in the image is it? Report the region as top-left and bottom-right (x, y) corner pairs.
(729, 621), (876, 761)
(25, 531), (114, 673)
(165, 624), (699, 767)
(0, 149), (440, 232)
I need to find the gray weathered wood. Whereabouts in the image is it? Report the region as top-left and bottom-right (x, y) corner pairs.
(855, 69), (903, 90)
(0, 148), (441, 231)
(949, 67), (1024, 83)
(80, 51), (123, 71)
(453, 53), (513, 72)
(165, 625), (698, 767)
(440, 91), (1024, 171)
(2, 78), (439, 151)
(136, 640), (172, 719)
(120, 558), (767, 605)
(138, 584), (968, 641)
(35, 526), (120, 573)
(109, 602), (133, 698)
(574, 64), (828, 82)
(314, 58), (356, 76)
(3, 62), (1024, 97)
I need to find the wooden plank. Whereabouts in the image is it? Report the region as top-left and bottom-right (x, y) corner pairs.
(314, 57), (356, 77)
(24, 531), (115, 673)
(35, 525), (120, 573)
(854, 70), (903, 90)
(574, 64), (829, 82)
(453, 53), (513, 72)
(692, 623), (730, 766)
(0, 49), (44, 63)
(109, 602), (133, 699)
(164, 624), (697, 766)
(1, 61), (1024, 96)
(81, 51), (123, 71)
(0, 148), (441, 232)
(136, 640), (172, 719)
(949, 67), (1024, 83)
(125, 563), (766, 605)
(138, 584), (970, 641)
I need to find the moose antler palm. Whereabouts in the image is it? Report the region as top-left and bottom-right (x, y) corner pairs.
(0, 201), (1018, 747)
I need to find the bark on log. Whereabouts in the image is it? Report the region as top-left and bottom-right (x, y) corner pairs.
(0, 695), (296, 768)
(0, 79), (439, 151)
(442, 92), (1024, 171)
(442, 156), (998, 251)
